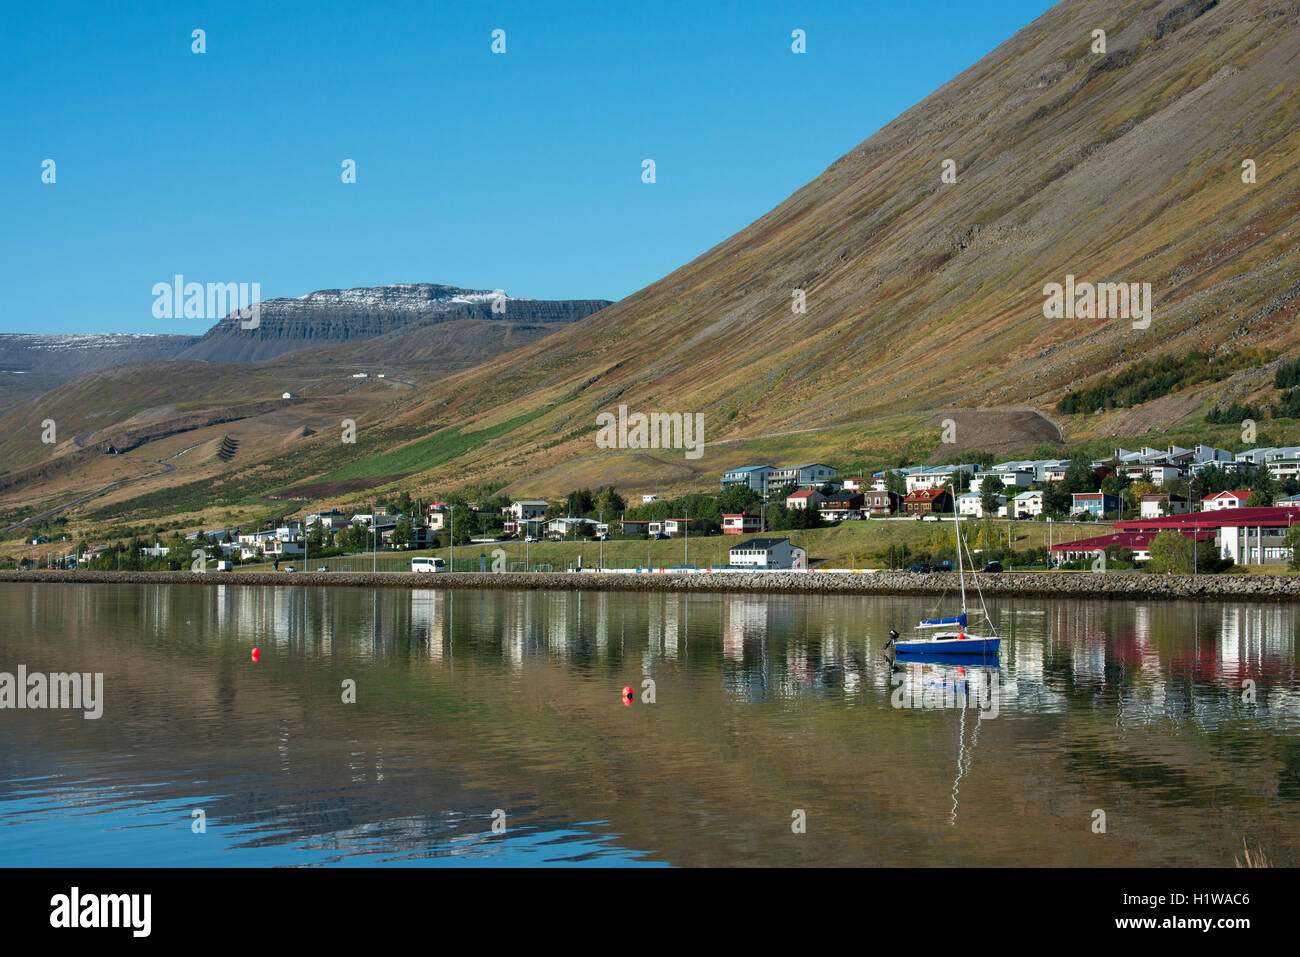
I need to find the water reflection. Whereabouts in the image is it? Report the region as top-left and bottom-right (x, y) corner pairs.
(1, 583), (1298, 867)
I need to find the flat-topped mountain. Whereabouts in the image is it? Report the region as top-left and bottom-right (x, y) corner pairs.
(176, 283), (612, 362)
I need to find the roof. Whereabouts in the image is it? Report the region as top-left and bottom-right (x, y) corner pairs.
(511, 499), (549, 506)
(905, 488), (949, 501)
(1049, 528), (1216, 552)
(1140, 493), (1186, 502)
(787, 490), (816, 499)
(724, 465), (773, 473)
(730, 538), (791, 550)
(722, 512), (759, 519)
(1203, 490), (1251, 500)
(1116, 506), (1300, 531)
(1014, 490), (1042, 500)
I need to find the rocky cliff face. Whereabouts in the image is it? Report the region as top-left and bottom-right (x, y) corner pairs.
(177, 284), (612, 363)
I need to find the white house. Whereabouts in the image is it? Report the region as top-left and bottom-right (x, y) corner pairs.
(1139, 494), (1191, 519)
(1202, 490), (1252, 511)
(971, 469), (1032, 493)
(958, 491), (1005, 518)
(728, 538), (806, 570)
(1010, 490), (1044, 518)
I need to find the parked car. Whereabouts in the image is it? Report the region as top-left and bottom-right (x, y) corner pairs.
(283, 565), (296, 573)
(906, 562), (931, 573)
(525, 536), (538, 543)
(317, 565), (330, 573)
(932, 560), (954, 572)
(979, 561), (1004, 573)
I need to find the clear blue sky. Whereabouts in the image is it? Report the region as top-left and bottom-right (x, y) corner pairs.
(1, 0), (1054, 335)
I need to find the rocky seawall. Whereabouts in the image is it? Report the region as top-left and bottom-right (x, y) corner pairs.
(4, 570), (1300, 602)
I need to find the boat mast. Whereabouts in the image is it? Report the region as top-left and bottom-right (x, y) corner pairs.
(952, 479), (966, 618)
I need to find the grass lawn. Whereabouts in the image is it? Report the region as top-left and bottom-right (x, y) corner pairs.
(232, 517), (1111, 573)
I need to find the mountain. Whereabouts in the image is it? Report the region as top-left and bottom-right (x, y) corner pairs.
(3, 0), (1298, 534)
(340, 0), (1300, 497)
(0, 333), (199, 416)
(176, 284), (612, 363)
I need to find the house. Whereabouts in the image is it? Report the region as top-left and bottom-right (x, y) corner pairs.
(620, 519), (651, 536)
(958, 491), (1005, 518)
(1203, 490), (1252, 511)
(817, 493), (863, 521)
(1266, 457), (1300, 483)
(786, 490), (826, 511)
(903, 488), (954, 515)
(1049, 529), (1211, 563)
(1140, 494), (1190, 519)
(648, 518), (701, 538)
(546, 517), (599, 538)
(641, 494), (659, 503)
(971, 469), (1033, 493)
(306, 509), (350, 533)
(861, 490), (901, 517)
(841, 476), (865, 492)
(1113, 506), (1300, 565)
(720, 465), (774, 494)
(502, 500), (549, 536)
(281, 392), (300, 399)
(140, 543), (170, 557)
(1071, 492), (1122, 518)
(903, 465), (977, 493)
(1114, 463), (1183, 485)
(728, 537), (806, 570)
(503, 500), (548, 521)
(767, 463), (838, 492)
(722, 513), (764, 535)
(1010, 490), (1044, 518)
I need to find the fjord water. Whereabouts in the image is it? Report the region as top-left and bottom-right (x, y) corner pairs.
(1, 582), (1297, 867)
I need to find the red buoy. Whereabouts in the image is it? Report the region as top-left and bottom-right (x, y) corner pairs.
(251, 647), (261, 662)
(622, 686), (634, 706)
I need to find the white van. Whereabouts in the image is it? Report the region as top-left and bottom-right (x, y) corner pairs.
(411, 557), (446, 573)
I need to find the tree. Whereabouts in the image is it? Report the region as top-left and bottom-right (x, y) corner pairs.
(391, 516), (413, 549)
(1287, 525), (1300, 571)
(1147, 530), (1194, 573)
(884, 471), (907, 499)
(593, 486), (627, 516)
(718, 483), (760, 515)
(1060, 457), (1099, 494)
(979, 480), (1002, 517)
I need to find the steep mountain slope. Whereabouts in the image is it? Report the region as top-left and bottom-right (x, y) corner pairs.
(355, 0), (1300, 495)
(177, 284), (611, 362)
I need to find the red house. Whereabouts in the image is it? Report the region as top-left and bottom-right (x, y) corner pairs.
(722, 512), (764, 535)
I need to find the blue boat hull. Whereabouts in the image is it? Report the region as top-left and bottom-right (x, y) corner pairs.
(894, 637), (1000, 656)
(894, 650), (1000, 667)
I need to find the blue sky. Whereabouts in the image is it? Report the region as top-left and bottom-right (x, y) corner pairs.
(1, 0), (1054, 334)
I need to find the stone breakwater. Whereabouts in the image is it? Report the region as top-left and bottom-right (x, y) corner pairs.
(4, 569), (1300, 602)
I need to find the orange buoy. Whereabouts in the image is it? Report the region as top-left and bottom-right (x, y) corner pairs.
(251, 647), (260, 662)
(622, 686), (634, 706)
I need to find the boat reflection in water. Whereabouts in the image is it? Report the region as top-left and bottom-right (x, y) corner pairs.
(890, 653), (1005, 826)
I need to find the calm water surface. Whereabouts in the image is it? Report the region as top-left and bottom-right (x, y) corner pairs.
(1, 582), (1298, 866)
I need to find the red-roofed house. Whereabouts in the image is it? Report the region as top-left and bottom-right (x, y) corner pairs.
(786, 490), (826, 510)
(1202, 490), (1252, 511)
(722, 512), (764, 535)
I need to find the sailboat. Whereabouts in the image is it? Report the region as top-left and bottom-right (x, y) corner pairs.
(886, 485), (1000, 657)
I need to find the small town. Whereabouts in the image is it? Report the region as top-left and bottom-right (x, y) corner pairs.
(28, 441), (1300, 575)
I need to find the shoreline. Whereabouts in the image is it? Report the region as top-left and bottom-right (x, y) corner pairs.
(4, 569), (1300, 602)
